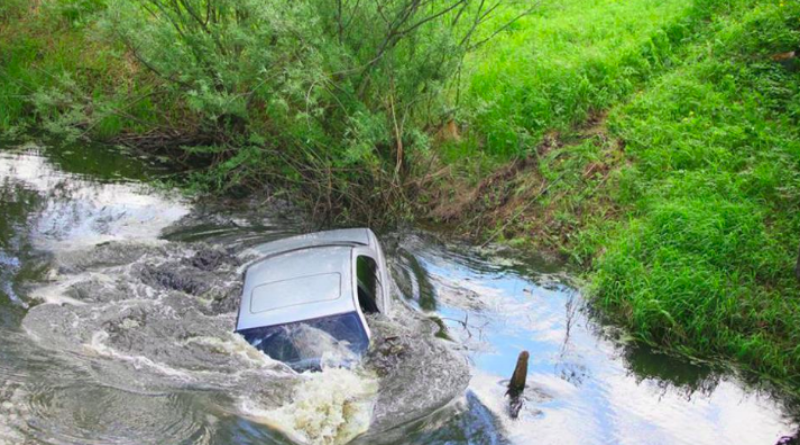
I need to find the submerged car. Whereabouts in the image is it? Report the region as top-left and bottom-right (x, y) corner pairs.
(235, 228), (390, 370)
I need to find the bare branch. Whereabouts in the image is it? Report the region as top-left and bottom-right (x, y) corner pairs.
(468, 5), (539, 51)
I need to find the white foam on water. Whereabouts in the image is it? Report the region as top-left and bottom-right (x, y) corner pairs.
(178, 334), (288, 372)
(240, 367), (379, 445)
(0, 383), (29, 444)
(31, 288), (86, 307)
(27, 272), (107, 307)
(85, 330), (195, 381)
(31, 186), (190, 251)
(0, 251), (25, 308)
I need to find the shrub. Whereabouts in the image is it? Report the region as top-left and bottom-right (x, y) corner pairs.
(94, 0), (528, 220)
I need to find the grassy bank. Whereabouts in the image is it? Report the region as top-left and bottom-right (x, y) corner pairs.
(0, 1), (165, 138)
(455, 0), (800, 383)
(465, 0), (695, 157)
(2, 0), (800, 384)
(591, 0), (800, 382)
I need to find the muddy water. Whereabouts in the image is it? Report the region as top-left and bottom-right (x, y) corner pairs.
(0, 141), (798, 445)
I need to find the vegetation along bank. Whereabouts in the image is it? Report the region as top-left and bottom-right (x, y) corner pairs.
(2, 0), (799, 387)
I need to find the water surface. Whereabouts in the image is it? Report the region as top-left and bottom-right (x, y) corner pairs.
(0, 141), (797, 445)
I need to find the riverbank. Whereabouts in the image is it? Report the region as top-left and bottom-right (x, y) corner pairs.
(2, 0), (800, 387)
(446, 0), (800, 385)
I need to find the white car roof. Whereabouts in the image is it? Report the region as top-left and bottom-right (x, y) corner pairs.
(245, 228), (375, 258)
(235, 229), (386, 332)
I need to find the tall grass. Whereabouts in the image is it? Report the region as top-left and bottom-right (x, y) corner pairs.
(448, 0), (800, 383)
(463, 0), (704, 157)
(584, 0), (800, 381)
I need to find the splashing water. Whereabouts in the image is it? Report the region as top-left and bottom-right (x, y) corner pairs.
(241, 367), (379, 445)
(1, 142), (799, 445)
(2, 144), (469, 444)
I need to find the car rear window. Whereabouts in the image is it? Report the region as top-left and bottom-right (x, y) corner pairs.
(238, 312), (369, 371)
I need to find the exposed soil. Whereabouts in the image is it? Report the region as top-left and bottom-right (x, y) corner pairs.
(426, 111), (625, 258)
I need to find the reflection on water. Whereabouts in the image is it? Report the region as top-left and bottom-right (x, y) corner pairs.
(393, 251), (437, 312)
(386, 235), (800, 445)
(1, 140), (799, 445)
(0, 145), (189, 251)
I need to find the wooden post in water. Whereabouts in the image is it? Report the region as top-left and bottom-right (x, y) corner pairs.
(506, 351), (529, 419)
(507, 351), (529, 397)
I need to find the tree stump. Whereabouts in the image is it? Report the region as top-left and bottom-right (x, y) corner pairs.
(506, 351), (529, 419)
(506, 351), (529, 398)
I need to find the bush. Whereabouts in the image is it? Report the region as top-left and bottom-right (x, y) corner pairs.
(91, 0), (527, 220)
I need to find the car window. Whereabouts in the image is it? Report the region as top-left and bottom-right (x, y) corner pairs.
(238, 312), (369, 371)
(356, 255), (381, 314)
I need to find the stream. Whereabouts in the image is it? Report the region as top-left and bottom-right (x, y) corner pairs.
(0, 140), (798, 445)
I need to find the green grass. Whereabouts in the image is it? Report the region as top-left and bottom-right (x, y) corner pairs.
(0, 2), (162, 138)
(464, 0), (708, 157)
(588, 0), (800, 382)
(474, 0), (800, 383)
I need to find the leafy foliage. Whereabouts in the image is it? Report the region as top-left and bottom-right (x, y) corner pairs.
(91, 0), (523, 220)
(3, 0), (529, 222)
